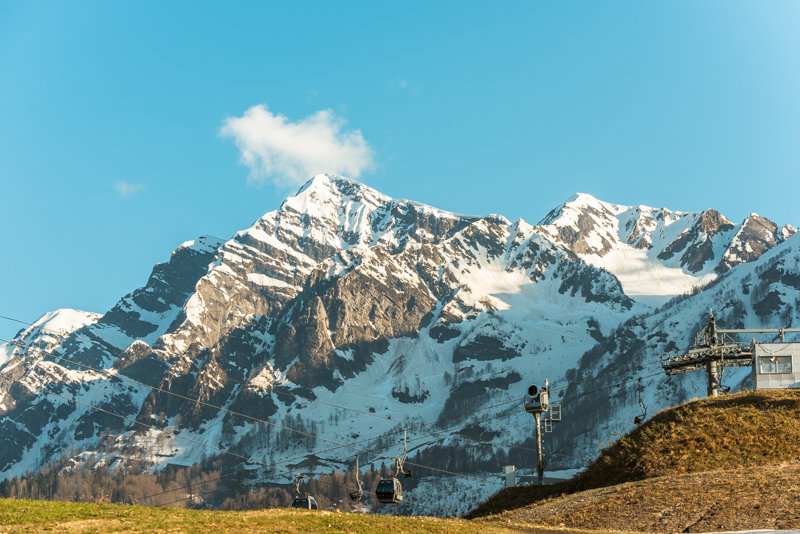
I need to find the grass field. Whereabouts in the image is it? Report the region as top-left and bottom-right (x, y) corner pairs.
(0, 498), (635, 534)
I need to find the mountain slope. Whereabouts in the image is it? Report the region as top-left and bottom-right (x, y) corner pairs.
(0, 175), (797, 516)
(546, 231), (800, 472)
(536, 193), (796, 301)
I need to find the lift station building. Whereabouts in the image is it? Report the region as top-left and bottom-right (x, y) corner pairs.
(752, 342), (800, 390)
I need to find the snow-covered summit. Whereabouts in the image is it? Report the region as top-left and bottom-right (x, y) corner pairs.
(1, 177), (798, 515)
(0, 308), (101, 368)
(29, 308), (102, 336)
(175, 235), (224, 256)
(536, 192), (794, 301)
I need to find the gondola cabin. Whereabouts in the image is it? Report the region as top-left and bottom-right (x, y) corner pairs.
(376, 477), (403, 504)
(291, 495), (318, 510)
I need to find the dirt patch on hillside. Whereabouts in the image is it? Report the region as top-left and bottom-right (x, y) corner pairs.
(486, 460), (800, 533)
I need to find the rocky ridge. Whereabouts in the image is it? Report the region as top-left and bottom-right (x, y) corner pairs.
(0, 175), (797, 516)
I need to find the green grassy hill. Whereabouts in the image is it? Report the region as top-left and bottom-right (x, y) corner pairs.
(0, 498), (633, 534)
(468, 389), (800, 532)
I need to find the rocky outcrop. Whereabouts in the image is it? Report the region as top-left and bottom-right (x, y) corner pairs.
(0, 176), (797, 516)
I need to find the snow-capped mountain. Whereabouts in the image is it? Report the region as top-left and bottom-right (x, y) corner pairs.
(551, 230), (800, 463)
(536, 193), (796, 301)
(0, 175), (796, 516)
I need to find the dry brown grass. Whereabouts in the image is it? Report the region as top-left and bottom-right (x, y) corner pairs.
(488, 460), (800, 533)
(469, 389), (800, 531)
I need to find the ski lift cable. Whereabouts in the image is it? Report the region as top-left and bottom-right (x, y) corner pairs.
(0, 335), (504, 482)
(1, 354), (669, 510)
(1, 337), (518, 489)
(140, 405), (527, 505)
(3, 331), (661, 477)
(0, 374), (295, 481)
(0, 313), (512, 430)
(0, 370), (497, 512)
(155, 469), (455, 516)
(0, 332), (526, 472)
(0, 316), (694, 507)
(152, 406), (525, 505)
(0, 315), (525, 438)
(550, 369), (667, 397)
(3, 333), (666, 490)
(0, 359), (505, 495)
(143, 362), (712, 501)
(134, 470), (246, 504)
(0, 311), (667, 431)
(0, 311), (666, 440)
(273, 403), (526, 473)
(1, 318), (677, 491)
(0, 314), (402, 426)
(0, 346), (513, 498)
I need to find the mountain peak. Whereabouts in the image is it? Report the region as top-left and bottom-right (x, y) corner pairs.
(175, 235), (224, 255)
(295, 173), (357, 195)
(565, 192), (604, 206)
(281, 174), (390, 217)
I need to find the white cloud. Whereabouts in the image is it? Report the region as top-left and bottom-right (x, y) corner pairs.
(220, 104), (375, 187)
(115, 181), (146, 197)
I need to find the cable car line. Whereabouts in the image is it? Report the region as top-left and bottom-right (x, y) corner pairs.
(0, 311), (667, 451)
(0, 371), (458, 516)
(136, 406), (521, 506)
(2, 330), (668, 491)
(0, 312), (682, 506)
(0, 377), (295, 479)
(549, 369), (668, 397)
(156, 468), (454, 516)
(0, 372), (454, 512)
(272, 397), (524, 468)
(0, 312), (523, 437)
(0, 327), (526, 457)
(0, 336), (417, 463)
(0, 350), (505, 500)
(0, 313), (505, 432)
(137, 405), (525, 506)
(0, 335), (513, 487)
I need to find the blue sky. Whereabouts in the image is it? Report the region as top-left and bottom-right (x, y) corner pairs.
(2, 1), (800, 339)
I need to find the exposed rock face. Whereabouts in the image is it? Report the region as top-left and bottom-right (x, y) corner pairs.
(536, 193), (792, 298)
(552, 232), (800, 468)
(0, 176), (797, 516)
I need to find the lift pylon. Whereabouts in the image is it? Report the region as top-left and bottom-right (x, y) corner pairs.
(661, 311), (754, 397)
(523, 379), (561, 484)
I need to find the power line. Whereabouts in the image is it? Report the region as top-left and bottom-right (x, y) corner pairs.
(1, 335), (514, 487)
(147, 367), (675, 510)
(0, 312), (521, 442)
(1, 342), (507, 492)
(0, 371), (470, 516)
(137, 404), (526, 506)
(0, 312), (676, 498)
